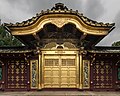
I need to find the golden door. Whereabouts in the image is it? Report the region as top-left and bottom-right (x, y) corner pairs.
(43, 55), (77, 88)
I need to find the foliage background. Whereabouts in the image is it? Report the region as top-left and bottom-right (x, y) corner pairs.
(0, 26), (22, 47)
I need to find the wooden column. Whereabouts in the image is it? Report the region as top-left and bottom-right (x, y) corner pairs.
(1, 63), (5, 91)
(79, 52), (83, 89)
(27, 63), (30, 91)
(38, 51), (42, 90)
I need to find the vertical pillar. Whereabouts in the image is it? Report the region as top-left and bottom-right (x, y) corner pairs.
(38, 52), (42, 89)
(79, 52), (83, 89)
(1, 63), (5, 91)
(27, 63), (30, 91)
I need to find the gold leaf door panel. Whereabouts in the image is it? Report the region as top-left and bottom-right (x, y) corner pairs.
(43, 55), (77, 88)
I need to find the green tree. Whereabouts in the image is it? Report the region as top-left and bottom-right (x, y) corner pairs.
(0, 26), (22, 47)
(112, 41), (120, 47)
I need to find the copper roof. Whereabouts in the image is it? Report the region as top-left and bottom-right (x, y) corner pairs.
(0, 46), (33, 53)
(88, 46), (120, 53)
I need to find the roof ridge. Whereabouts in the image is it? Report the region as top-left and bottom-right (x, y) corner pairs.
(4, 3), (115, 28)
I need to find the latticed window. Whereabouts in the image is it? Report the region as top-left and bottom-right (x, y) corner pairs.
(62, 59), (75, 66)
(118, 67), (120, 80)
(45, 59), (59, 66)
(0, 64), (2, 80)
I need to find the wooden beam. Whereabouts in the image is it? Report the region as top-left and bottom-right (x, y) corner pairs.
(72, 25), (77, 35)
(32, 33), (41, 46)
(80, 33), (87, 41)
(43, 24), (48, 34)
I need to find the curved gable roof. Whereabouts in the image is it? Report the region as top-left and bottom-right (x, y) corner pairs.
(3, 3), (115, 49)
(4, 3), (115, 36)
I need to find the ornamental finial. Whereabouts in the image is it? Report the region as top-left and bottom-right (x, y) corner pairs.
(51, 3), (68, 11)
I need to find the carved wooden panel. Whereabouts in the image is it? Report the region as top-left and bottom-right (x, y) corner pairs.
(83, 60), (90, 88)
(7, 60), (27, 89)
(92, 60), (113, 89)
(30, 60), (38, 89)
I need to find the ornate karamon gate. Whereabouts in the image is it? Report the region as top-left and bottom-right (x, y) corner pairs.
(42, 43), (78, 88)
(30, 43), (79, 89)
(29, 42), (91, 89)
(1, 3), (120, 91)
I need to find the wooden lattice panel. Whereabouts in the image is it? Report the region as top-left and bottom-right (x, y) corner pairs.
(92, 60), (113, 89)
(7, 60), (27, 89)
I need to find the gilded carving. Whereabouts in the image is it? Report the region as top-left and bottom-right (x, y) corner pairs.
(83, 60), (90, 88)
(21, 76), (24, 81)
(11, 76), (14, 81)
(9, 14), (109, 36)
(16, 68), (19, 74)
(96, 76), (99, 81)
(30, 60), (38, 89)
(100, 76), (104, 81)
(100, 69), (104, 74)
(50, 18), (70, 28)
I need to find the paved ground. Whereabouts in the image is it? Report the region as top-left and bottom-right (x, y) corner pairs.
(0, 91), (120, 96)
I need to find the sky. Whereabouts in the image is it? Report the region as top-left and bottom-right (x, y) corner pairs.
(0, 0), (120, 46)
